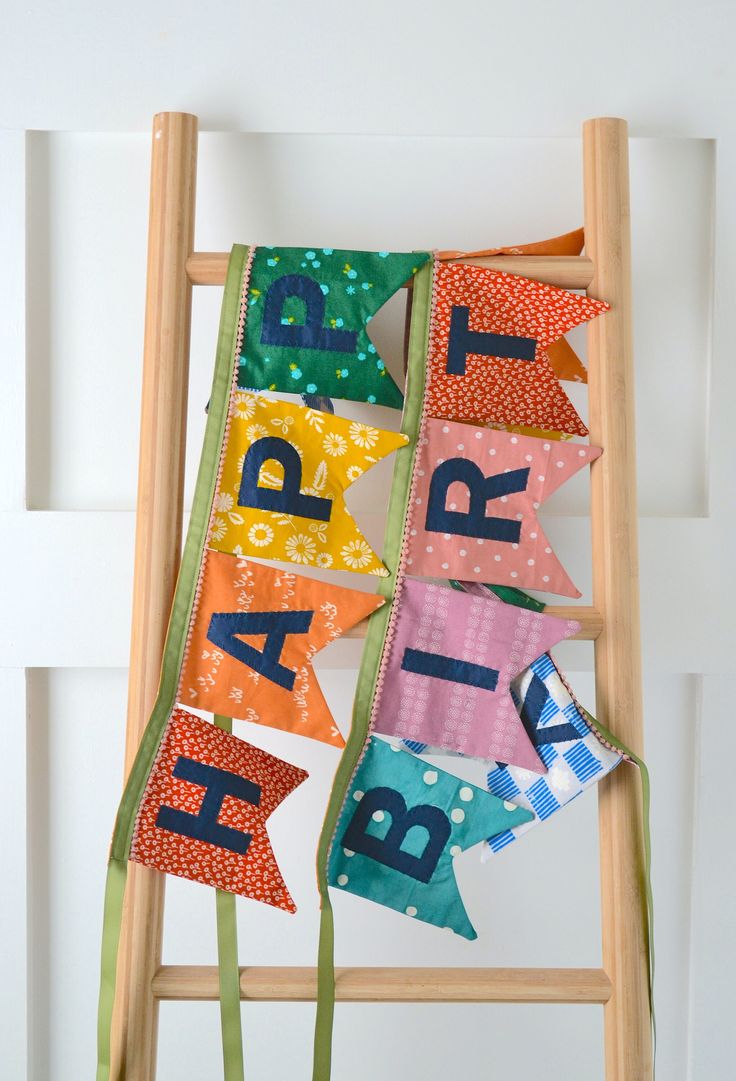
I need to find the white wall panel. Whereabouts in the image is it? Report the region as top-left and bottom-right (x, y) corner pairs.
(0, 1), (732, 138)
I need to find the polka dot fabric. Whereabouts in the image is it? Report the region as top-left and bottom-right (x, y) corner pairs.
(130, 708), (308, 910)
(404, 418), (602, 597)
(425, 262), (609, 435)
(327, 735), (533, 939)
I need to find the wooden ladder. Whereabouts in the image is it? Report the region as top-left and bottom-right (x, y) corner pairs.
(110, 112), (652, 1080)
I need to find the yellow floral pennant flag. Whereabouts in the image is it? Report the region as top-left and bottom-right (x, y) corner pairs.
(210, 394), (408, 576)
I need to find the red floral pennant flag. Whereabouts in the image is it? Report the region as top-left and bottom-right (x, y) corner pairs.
(179, 549), (383, 747)
(372, 580), (580, 770)
(130, 708), (308, 910)
(425, 261), (608, 435)
(436, 228), (589, 385)
(405, 419), (601, 596)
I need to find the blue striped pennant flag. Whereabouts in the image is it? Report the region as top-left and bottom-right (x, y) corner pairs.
(482, 654), (622, 857)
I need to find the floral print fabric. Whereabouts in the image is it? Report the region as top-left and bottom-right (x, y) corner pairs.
(178, 549), (383, 746)
(209, 394), (408, 577)
(130, 708), (308, 909)
(425, 262), (608, 436)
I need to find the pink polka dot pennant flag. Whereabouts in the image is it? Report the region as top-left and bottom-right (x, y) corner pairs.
(405, 418), (601, 596)
(372, 579), (580, 770)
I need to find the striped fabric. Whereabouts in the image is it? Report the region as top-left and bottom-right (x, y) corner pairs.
(483, 655), (622, 857)
(401, 652), (622, 857)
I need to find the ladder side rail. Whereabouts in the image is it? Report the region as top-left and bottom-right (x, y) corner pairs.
(110, 110), (198, 1081)
(584, 116), (653, 1081)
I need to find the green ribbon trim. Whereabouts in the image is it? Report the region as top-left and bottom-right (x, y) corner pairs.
(96, 245), (250, 1081)
(582, 707), (656, 1057)
(311, 260), (434, 1081)
(215, 715), (245, 1081)
(95, 858), (127, 1081)
(110, 243), (249, 862)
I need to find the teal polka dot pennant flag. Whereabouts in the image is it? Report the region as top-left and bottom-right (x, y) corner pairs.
(328, 735), (533, 939)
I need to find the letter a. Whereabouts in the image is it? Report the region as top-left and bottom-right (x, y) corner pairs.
(206, 609), (314, 691)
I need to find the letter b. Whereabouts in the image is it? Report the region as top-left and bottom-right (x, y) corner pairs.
(341, 786), (451, 883)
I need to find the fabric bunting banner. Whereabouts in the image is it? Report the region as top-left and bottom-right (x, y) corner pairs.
(404, 417), (601, 595)
(130, 707), (308, 909)
(327, 735), (533, 939)
(425, 261), (608, 435)
(179, 549), (384, 746)
(371, 578), (580, 769)
(95, 240), (653, 1081)
(210, 392), (408, 576)
(239, 246), (429, 407)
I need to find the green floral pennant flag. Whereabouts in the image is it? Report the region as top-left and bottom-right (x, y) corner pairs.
(238, 246), (430, 408)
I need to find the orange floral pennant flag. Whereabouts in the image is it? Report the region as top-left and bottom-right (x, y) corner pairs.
(179, 549), (383, 746)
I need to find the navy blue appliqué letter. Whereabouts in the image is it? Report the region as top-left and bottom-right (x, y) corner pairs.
(261, 274), (358, 354)
(207, 609), (314, 691)
(426, 458), (530, 542)
(156, 757), (261, 855)
(401, 647), (499, 692)
(239, 436), (332, 521)
(519, 672), (584, 746)
(342, 786), (451, 883)
(446, 305), (537, 375)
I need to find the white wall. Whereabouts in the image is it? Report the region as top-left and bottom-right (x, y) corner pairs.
(1, 4), (733, 1080)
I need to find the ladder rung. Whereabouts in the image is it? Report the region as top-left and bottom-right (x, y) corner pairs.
(186, 253), (594, 291)
(152, 965), (611, 1004)
(345, 605), (603, 641)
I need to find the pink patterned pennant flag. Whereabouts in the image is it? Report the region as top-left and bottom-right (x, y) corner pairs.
(405, 419), (601, 596)
(372, 579), (580, 770)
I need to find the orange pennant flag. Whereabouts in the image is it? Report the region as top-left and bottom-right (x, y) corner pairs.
(178, 549), (383, 746)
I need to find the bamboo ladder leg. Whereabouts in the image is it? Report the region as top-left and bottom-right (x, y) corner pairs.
(110, 111), (198, 1081)
(583, 117), (653, 1080)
